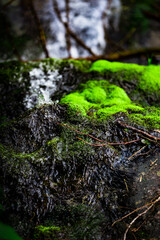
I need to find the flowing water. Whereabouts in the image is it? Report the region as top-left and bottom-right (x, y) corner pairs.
(1, 0), (121, 60)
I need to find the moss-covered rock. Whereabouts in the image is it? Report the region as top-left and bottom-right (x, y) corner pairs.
(89, 60), (160, 105)
(0, 59), (160, 240)
(60, 60), (160, 129)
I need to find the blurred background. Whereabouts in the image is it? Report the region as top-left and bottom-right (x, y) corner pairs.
(0, 0), (160, 64)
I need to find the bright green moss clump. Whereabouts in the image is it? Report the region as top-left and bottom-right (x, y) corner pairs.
(60, 78), (160, 129)
(141, 65), (160, 92)
(60, 80), (143, 119)
(90, 60), (160, 94)
(34, 225), (60, 240)
(90, 60), (145, 73)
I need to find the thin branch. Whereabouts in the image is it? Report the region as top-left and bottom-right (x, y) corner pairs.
(77, 137), (141, 147)
(53, 0), (71, 56)
(57, 122), (142, 146)
(70, 47), (160, 62)
(135, 148), (155, 157)
(52, 0), (96, 56)
(128, 146), (146, 160)
(2, 0), (16, 9)
(123, 196), (160, 240)
(123, 204), (154, 240)
(28, 0), (49, 58)
(52, 0), (63, 22)
(57, 122), (108, 142)
(65, 0), (71, 57)
(117, 120), (160, 141)
(112, 195), (160, 227)
(66, 26), (96, 56)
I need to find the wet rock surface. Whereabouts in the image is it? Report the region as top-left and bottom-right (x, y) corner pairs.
(0, 59), (160, 240)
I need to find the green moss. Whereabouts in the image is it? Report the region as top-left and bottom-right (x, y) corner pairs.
(129, 107), (160, 129)
(0, 140), (51, 177)
(141, 65), (160, 92)
(60, 74), (160, 129)
(40, 58), (91, 72)
(61, 59), (92, 72)
(60, 79), (143, 119)
(47, 137), (60, 146)
(34, 225), (60, 240)
(89, 60), (160, 96)
(0, 143), (37, 160)
(90, 60), (145, 73)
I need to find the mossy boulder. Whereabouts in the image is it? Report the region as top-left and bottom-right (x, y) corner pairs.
(0, 59), (160, 240)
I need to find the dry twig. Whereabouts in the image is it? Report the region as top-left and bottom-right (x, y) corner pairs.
(72, 47), (160, 62)
(123, 204), (154, 240)
(112, 196), (160, 227)
(117, 120), (160, 141)
(123, 196), (160, 240)
(52, 0), (96, 56)
(127, 146), (146, 160)
(28, 0), (49, 58)
(65, 0), (71, 57)
(112, 195), (160, 237)
(57, 122), (142, 146)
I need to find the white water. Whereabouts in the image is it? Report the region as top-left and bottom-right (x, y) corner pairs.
(7, 0), (121, 60)
(40, 0), (122, 58)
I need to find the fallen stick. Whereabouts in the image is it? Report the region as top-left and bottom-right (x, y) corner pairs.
(123, 204), (154, 240)
(29, 0), (49, 58)
(117, 120), (160, 141)
(52, 0), (96, 56)
(70, 47), (160, 62)
(112, 195), (160, 227)
(57, 122), (142, 146)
